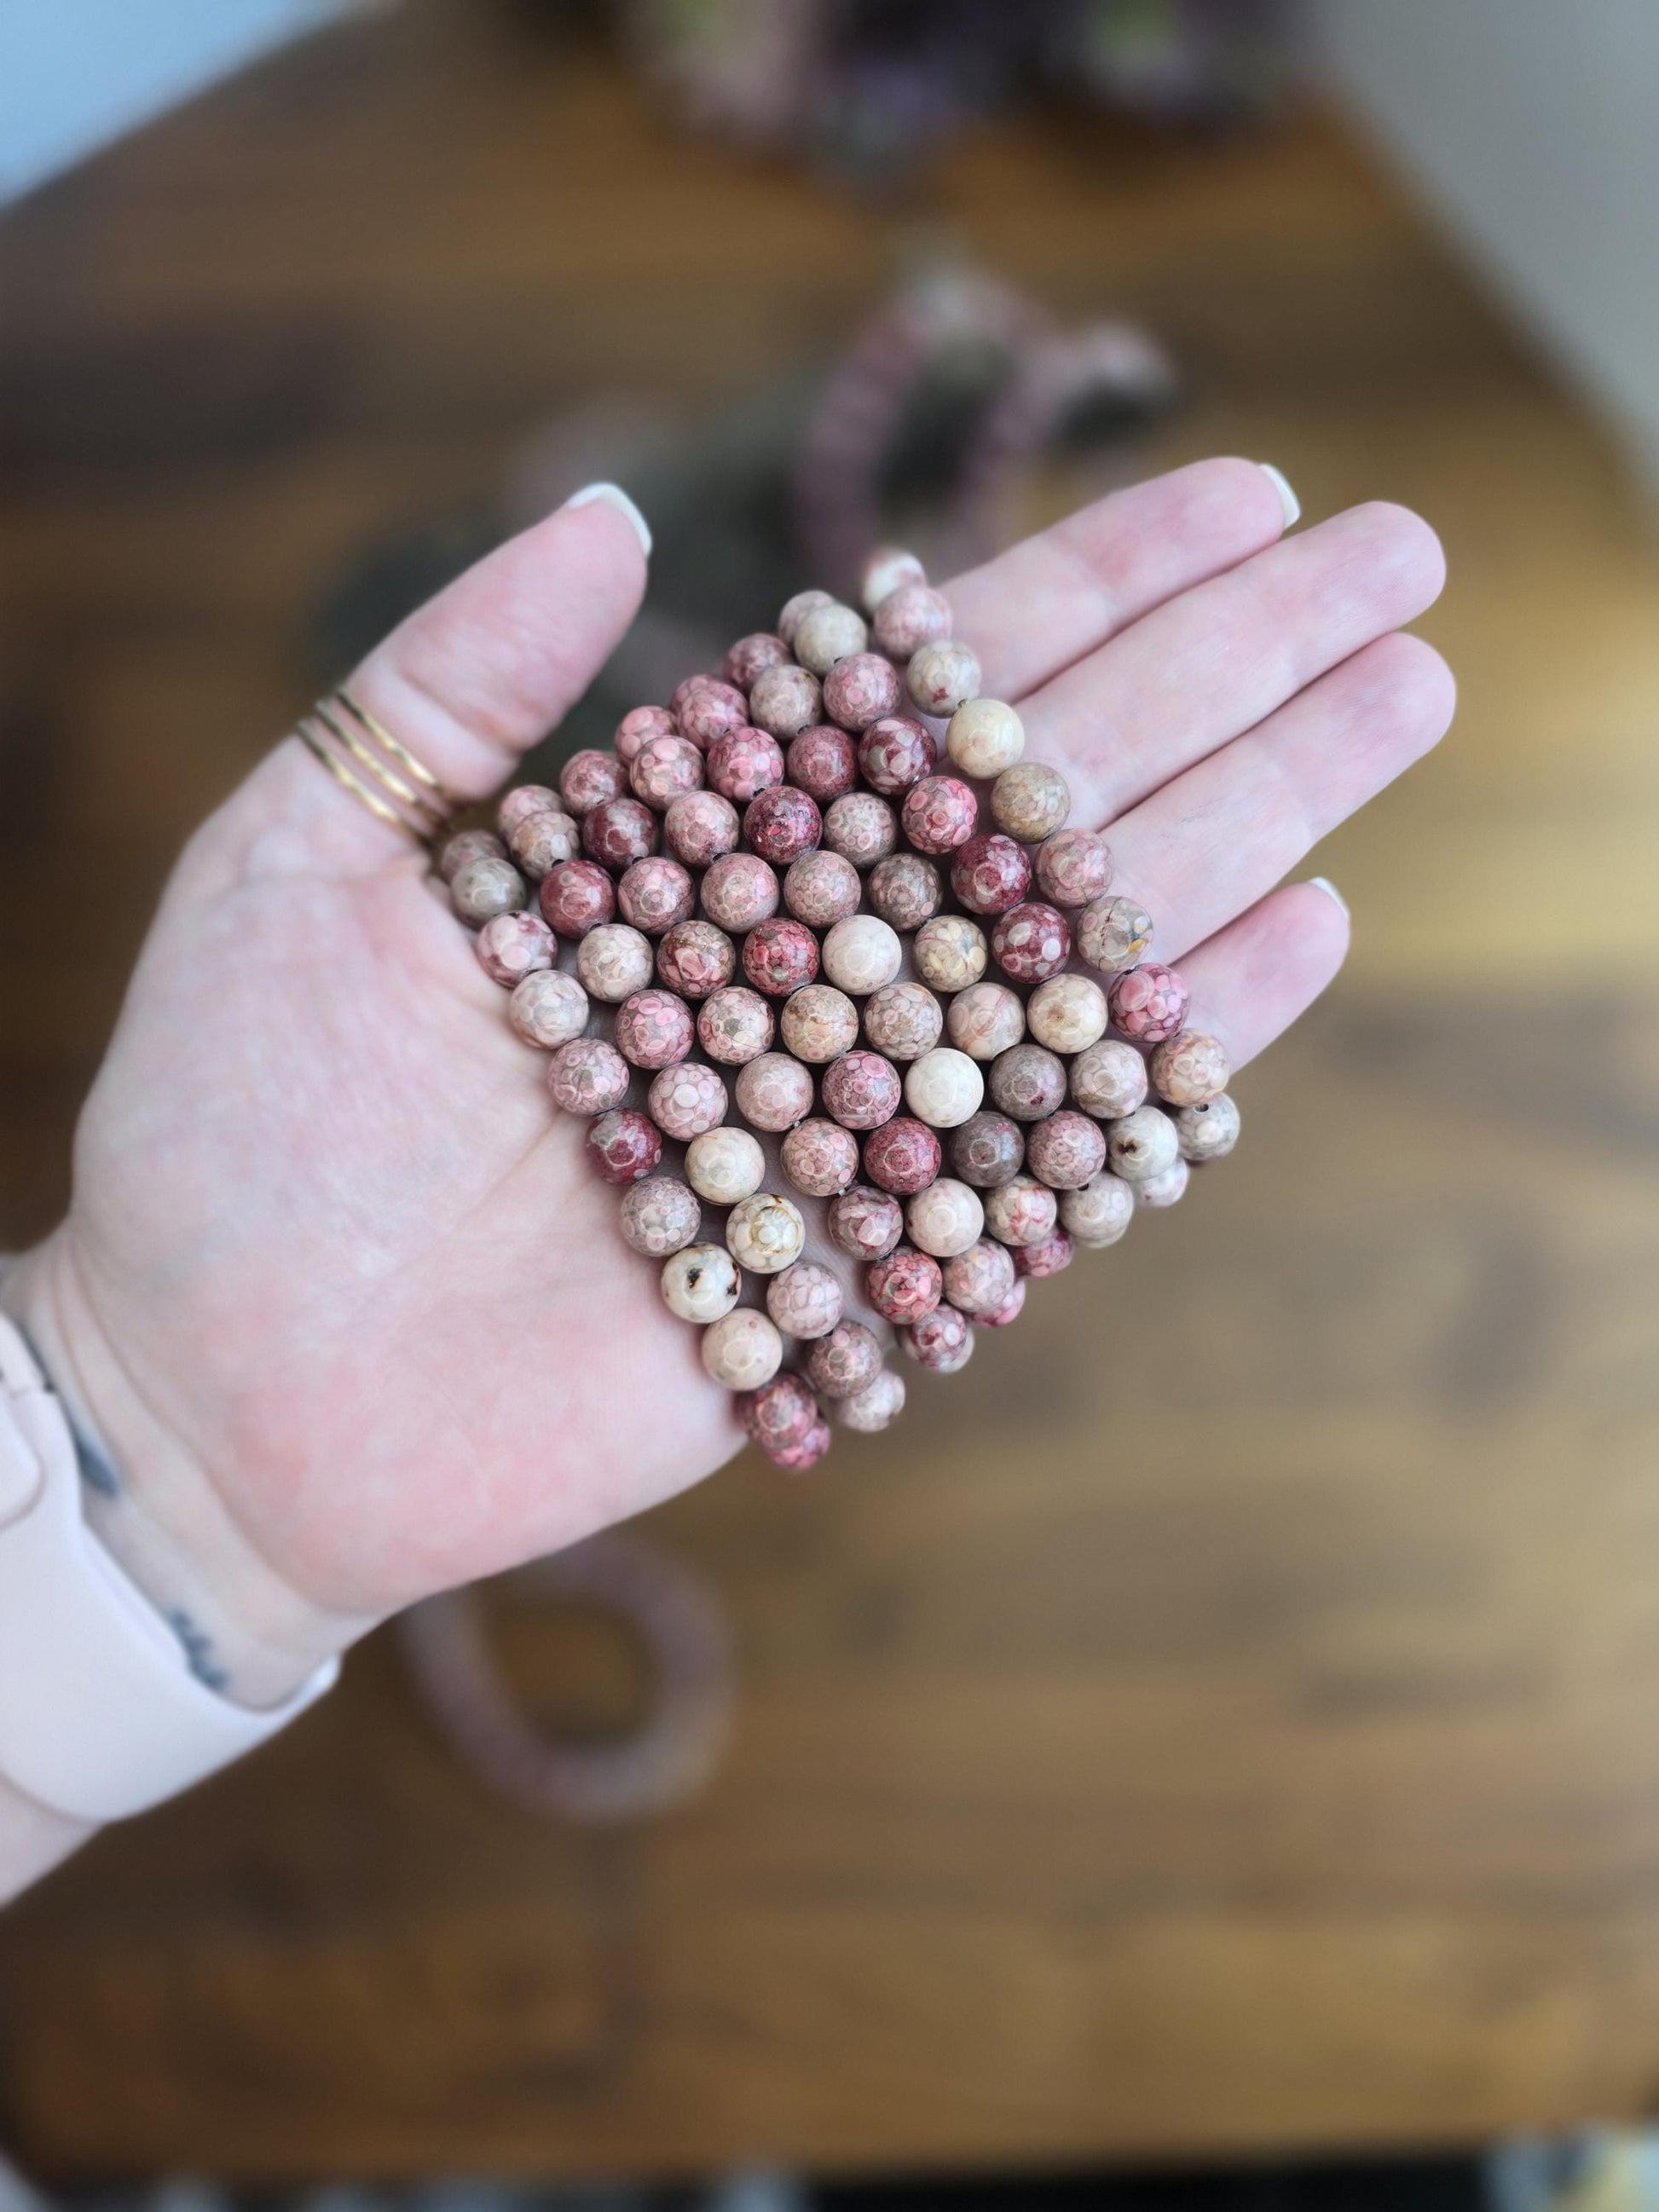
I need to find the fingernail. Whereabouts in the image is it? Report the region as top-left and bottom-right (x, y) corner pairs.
(564, 482), (652, 557)
(1308, 875), (1349, 919)
(1258, 464), (1300, 528)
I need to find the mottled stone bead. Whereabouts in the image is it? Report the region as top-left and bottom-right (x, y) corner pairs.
(766, 1411), (834, 1471)
(950, 1111), (1025, 1188)
(1027, 973), (1108, 1055)
(559, 750), (628, 816)
(836, 1366), (907, 1432)
(662, 1243), (740, 1324)
(821, 1048), (902, 1131)
(1015, 1229), (1075, 1279)
(786, 723), (859, 802)
(1149, 1029), (1230, 1106)
(440, 827), (507, 881)
(864, 980), (944, 1062)
(676, 679), (749, 750)
(702, 1309), (784, 1392)
(903, 1303), (974, 1374)
(1060, 1173), (1136, 1247)
(946, 981), (1025, 1062)
(576, 923), (655, 1003)
(904, 1047), (985, 1130)
(906, 1177), (985, 1260)
(743, 784), (822, 866)
(617, 857), (696, 938)
(740, 1370), (820, 1456)
(951, 834), (1033, 916)
(451, 855), (527, 925)
(777, 587), (835, 649)
(1137, 1158), (1191, 1210)
(614, 705), (676, 764)
(706, 724), (785, 805)
(1026, 1108), (1107, 1191)
(860, 546), (928, 609)
(685, 1125), (766, 1204)
(1175, 1092), (1240, 1162)
(724, 631), (791, 689)
(749, 663), (823, 740)
(656, 919), (737, 1001)
(980, 1282), (1027, 1328)
(509, 967), (589, 1048)
(822, 914), (902, 996)
(823, 790), (898, 869)
(863, 1115), (942, 1196)
(509, 808), (581, 881)
(867, 851), (942, 931)
(476, 910), (555, 987)
(946, 697), (1024, 779)
(664, 788), (742, 867)
(726, 1191), (806, 1274)
(866, 1245), (943, 1326)
(942, 1238), (1017, 1320)
(991, 902), (1072, 984)
(825, 1184), (905, 1263)
(765, 1261), (843, 1340)
(987, 1042), (1067, 1122)
(495, 788), (557, 843)
(581, 795), (657, 869)
(1108, 962), (1190, 1044)
(983, 1174), (1058, 1248)
(873, 581), (951, 658)
(990, 761), (1069, 843)
(742, 916), (819, 997)
(783, 849), (860, 928)
(546, 1036), (629, 1116)
(702, 851), (780, 932)
(1107, 1105), (1181, 1183)
(1078, 894), (1153, 974)
(781, 1118), (859, 1198)
(794, 602), (868, 677)
(913, 913), (988, 992)
(1069, 1037), (1148, 1119)
(614, 987), (695, 1070)
(907, 638), (982, 719)
(806, 1320), (882, 1401)
(779, 984), (859, 1064)
(697, 985), (774, 1066)
(587, 1108), (662, 1187)
(734, 1051), (815, 1133)
(858, 714), (937, 795)
(824, 651), (902, 734)
(630, 733), (704, 810)
(1034, 828), (1112, 909)
(539, 858), (615, 937)
(901, 774), (979, 856)
(619, 1174), (702, 1259)
(647, 1060), (728, 1141)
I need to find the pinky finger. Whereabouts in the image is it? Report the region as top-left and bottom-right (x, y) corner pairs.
(1176, 878), (1351, 1071)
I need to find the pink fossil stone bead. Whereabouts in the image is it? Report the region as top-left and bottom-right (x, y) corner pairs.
(989, 761), (1069, 843)
(807, 1320), (883, 1401)
(779, 983), (859, 1064)
(647, 1060), (728, 1141)
(450, 855), (527, 925)
(508, 808), (581, 881)
(1027, 973), (1108, 1056)
(575, 922), (655, 1002)
(863, 1115), (943, 1196)
(906, 638), (982, 719)
(777, 587), (835, 648)
(824, 652), (903, 734)
(765, 1261), (844, 1340)
(743, 783), (822, 865)
(1034, 827), (1112, 908)
(943, 1237), (1017, 1320)
(587, 1108), (662, 1187)
(913, 913), (988, 992)
(697, 985), (775, 1065)
(706, 724), (785, 805)
(1108, 962), (1190, 1044)
(725, 1191), (807, 1275)
(945, 980), (1025, 1061)
(508, 967), (589, 1048)
(701, 1309), (784, 1393)
(1026, 1108), (1108, 1190)
(495, 788), (558, 843)
(740, 1370), (821, 1455)
(614, 705), (677, 763)
(866, 1245), (943, 1327)
(901, 773), (980, 856)
(630, 732), (704, 810)
(671, 671), (722, 717)
(949, 1110), (1026, 1188)
(742, 916), (820, 996)
(906, 1178), (986, 1260)
(582, 795), (657, 869)
(676, 679), (749, 750)
(867, 851), (942, 931)
(826, 1183), (905, 1262)
(546, 1036), (630, 1116)
(991, 902), (1072, 984)
(539, 858), (615, 937)
(822, 913), (902, 996)
(615, 987), (695, 1070)
(979, 1281), (1027, 1328)
(476, 910), (555, 987)
(783, 848), (861, 927)
(1016, 1228), (1075, 1279)
(1137, 1158), (1192, 1210)
(873, 581), (951, 659)
(1107, 1105), (1181, 1184)
(1069, 1037), (1148, 1119)
(664, 788), (742, 866)
(656, 919), (737, 1000)
(823, 790), (898, 869)
(440, 826), (507, 881)
(903, 1303), (975, 1374)
(786, 723), (860, 803)
(952, 834), (1033, 916)
(724, 631), (792, 689)
(864, 980), (944, 1062)
(836, 1366), (907, 1432)
(1078, 894), (1153, 974)
(858, 713), (938, 797)
(794, 602), (869, 677)
(619, 1174), (702, 1258)
(822, 1048), (903, 1131)
(702, 851), (780, 931)
(1060, 1172), (1136, 1248)
(771, 1412), (833, 1470)
(781, 1118), (860, 1198)
(559, 750), (629, 816)
(983, 1173), (1059, 1248)
(860, 546), (928, 610)
(1175, 1093), (1240, 1162)
(987, 1042), (1067, 1122)
(748, 663), (824, 740)
(1149, 1029), (1230, 1106)
(734, 1051), (815, 1133)
(617, 856), (696, 936)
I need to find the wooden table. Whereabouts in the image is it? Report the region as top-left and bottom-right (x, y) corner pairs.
(2, 2), (1657, 2182)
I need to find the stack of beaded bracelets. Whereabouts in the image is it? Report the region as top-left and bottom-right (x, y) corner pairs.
(440, 550), (1240, 1471)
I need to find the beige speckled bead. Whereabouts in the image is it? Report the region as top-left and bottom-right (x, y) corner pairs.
(1175, 1093), (1241, 1162)
(822, 913), (903, 996)
(783, 847), (861, 927)
(507, 967), (588, 1048)
(1107, 1105), (1181, 1183)
(780, 984), (860, 1064)
(497, 788), (558, 841)
(441, 826), (507, 881)
(913, 913), (988, 992)
(685, 1125), (766, 1204)
(794, 602), (869, 676)
(766, 1260), (844, 1339)
(942, 1237), (1018, 1320)
(661, 1244), (740, 1324)
(777, 587), (835, 649)
(945, 697), (1025, 778)
(864, 980), (944, 1062)
(1136, 1157), (1190, 1209)
(983, 1174), (1059, 1248)
(725, 1191), (806, 1274)
(860, 546), (927, 610)
(451, 854), (528, 925)
(989, 761), (1069, 841)
(1069, 1037), (1149, 1120)
(1027, 974), (1108, 1055)
(701, 1308), (784, 1391)
(904, 1048), (985, 1129)
(945, 982), (1023, 1062)
(749, 663), (824, 741)
(1060, 1173), (1136, 1248)
(780, 1118), (860, 1198)
(575, 922), (655, 1002)
(697, 985), (774, 1066)
(806, 1320), (883, 1401)
(735, 1051), (815, 1133)
(906, 1177), (986, 1259)
(1078, 894), (1153, 975)
(1149, 1030), (1232, 1106)
(836, 1366), (906, 1432)
(508, 808), (581, 880)
(907, 638), (982, 719)
(619, 1175), (702, 1259)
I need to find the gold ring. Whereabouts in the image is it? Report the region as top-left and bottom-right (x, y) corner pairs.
(297, 690), (458, 847)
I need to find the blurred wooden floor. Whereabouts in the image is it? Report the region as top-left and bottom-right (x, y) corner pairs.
(3, 0), (1659, 2185)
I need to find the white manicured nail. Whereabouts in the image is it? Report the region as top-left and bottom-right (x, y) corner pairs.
(1258, 464), (1300, 528)
(564, 482), (652, 557)
(1308, 875), (1349, 918)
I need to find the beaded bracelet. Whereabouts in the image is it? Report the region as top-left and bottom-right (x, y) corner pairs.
(442, 551), (1240, 1472)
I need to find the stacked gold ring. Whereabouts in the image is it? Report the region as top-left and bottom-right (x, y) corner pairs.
(298, 690), (457, 846)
